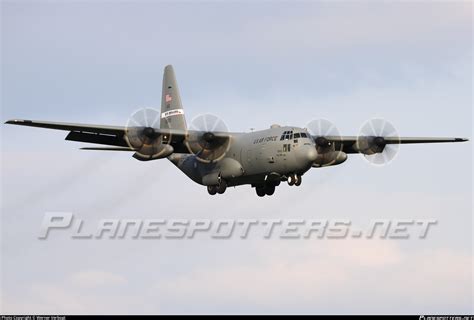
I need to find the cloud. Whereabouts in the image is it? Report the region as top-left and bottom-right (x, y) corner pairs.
(69, 270), (127, 288)
(3, 242), (470, 314)
(243, 2), (471, 54)
(2, 270), (139, 314)
(156, 242), (472, 314)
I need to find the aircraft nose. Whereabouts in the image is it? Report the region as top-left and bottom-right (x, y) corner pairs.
(296, 145), (317, 164)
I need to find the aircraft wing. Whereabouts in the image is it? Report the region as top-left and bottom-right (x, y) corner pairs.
(5, 119), (131, 148)
(5, 119), (125, 134)
(321, 135), (469, 154)
(4, 119), (233, 154)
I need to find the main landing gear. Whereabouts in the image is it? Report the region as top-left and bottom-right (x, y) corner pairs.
(255, 184), (276, 197)
(207, 179), (227, 195)
(254, 173), (301, 197)
(209, 174), (302, 196)
(287, 173), (302, 186)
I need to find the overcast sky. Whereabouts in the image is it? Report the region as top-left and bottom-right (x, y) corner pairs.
(1, 1), (472, 314)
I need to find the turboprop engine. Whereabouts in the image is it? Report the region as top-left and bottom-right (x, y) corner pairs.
(313, 150), (347, 168)
(131, 143), (174, 161)
(353, 118), (401, 166)
(186, 114), (231, 163)
(125, 108), (175, 161)
(306, 119), (347, 168)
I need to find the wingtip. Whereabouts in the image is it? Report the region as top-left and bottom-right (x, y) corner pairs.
(5, 119), (32, 125)
(455, 138), (469, 142)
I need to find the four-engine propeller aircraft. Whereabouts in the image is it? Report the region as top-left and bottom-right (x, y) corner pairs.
(5, 65), (469, 196)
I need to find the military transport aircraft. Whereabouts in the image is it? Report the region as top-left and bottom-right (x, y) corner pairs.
(5, 65), (469, 197)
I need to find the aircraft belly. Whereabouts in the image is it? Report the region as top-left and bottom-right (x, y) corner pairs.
(168, 154), (204, 185)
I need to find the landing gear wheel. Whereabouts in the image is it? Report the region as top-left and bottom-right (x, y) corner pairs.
(265, 185), (275, 196)
(207, 185), (217, 195)
(256, 186), (266, 197)
(287, 174), (295, 186)
(217, 180), (227, 194)
(294, 175), (302, 186)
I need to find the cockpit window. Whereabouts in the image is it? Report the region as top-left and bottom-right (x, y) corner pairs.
(280, 130), (293, 140)
(294, 133), (301, 138)
(300, 132), (308, 138)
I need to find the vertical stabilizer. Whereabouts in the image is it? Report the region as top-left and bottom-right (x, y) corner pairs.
(160, 65), (187, 130)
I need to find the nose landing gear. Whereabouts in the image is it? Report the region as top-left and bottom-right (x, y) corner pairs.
(287, 173), (302, 186)
(295, 175), (302, 186)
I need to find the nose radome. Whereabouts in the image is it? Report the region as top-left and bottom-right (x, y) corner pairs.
(297, 145), (317, 163)
(307, 146), (317, 162)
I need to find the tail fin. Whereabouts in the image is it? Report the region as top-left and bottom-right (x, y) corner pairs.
(160, 65), (187, 130)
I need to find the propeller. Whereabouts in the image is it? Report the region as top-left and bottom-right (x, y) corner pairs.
(357, 118), (400, 166)
(125, 108), (173, 160)
(306, 119), (342, 154)
(186, 113), (230, 163)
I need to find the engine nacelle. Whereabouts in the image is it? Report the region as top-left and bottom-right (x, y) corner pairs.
(352, 137), (385, 155)
(187, 130), (230, 163)
(133, 144), (174, 161)
(312, 151), (347, 168)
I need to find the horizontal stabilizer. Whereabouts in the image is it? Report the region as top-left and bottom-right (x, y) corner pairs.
(80, 147), (136, 151)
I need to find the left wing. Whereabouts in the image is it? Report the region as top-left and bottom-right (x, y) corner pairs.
(317, 136), (468, 154)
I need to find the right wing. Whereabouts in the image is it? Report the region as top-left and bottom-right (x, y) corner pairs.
(5, 119), (129, 147)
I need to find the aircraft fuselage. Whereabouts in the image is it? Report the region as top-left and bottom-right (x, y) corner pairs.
(169, 125), (317, 188)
